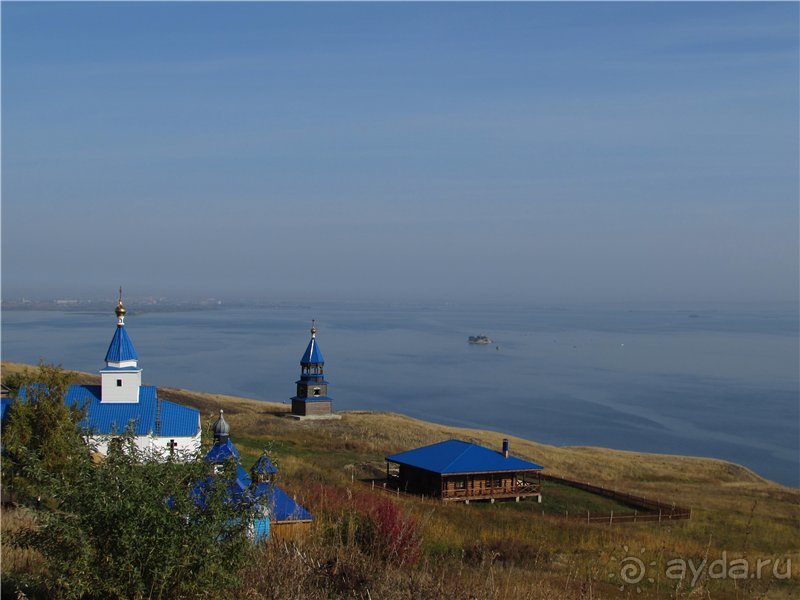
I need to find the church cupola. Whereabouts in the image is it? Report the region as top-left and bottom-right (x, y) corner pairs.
(290, 321), (334, 418)
(251, 451), (278, 484)
(100, 288), (143, 403)
(212, 409), (230, 444)
(115, 291), (127, 324)
(300, 320), (324, 375)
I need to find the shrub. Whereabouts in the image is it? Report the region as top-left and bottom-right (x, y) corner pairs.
(3, 365), (256, 600)
(302, 483), (421, 567)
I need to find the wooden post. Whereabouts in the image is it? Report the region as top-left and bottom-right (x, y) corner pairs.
(587, 511), (590, 524)
(610, 511), (613, 524)
(633, 510), (636, 523)
(658, 509), (662, 523)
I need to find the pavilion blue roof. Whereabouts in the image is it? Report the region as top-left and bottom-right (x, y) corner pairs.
(105, 325), (138, 363)
(301, 337), (324, 365)
(386, 439), (543, 475)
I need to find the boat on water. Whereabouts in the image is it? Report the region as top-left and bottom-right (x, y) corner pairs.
(468, 335), (492, 345)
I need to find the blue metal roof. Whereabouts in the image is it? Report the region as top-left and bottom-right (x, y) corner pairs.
(1, 397), (13, 422)
(189, 475), (312, 524)
(190, 475), (254, 510)
(252, 453), (278, 475)
(386, 439), (543, 475)
(61, 385), (199, 437)
(157, 399), (201, 438)
(253, 483), (313, 522)
(236, 464), (250, 481)
(205, 438), (241, 463)
(105, 325), (138, 363)
(198, 452), (311, 522)
(300, 337), (324, 365)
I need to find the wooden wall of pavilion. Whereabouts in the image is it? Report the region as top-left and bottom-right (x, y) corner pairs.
(394, 464), (541, 501)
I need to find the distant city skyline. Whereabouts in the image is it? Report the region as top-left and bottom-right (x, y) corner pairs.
(3, 2), (798, 304)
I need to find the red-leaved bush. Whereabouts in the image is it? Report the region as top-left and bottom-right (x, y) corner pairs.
(300, 483), (421, 566)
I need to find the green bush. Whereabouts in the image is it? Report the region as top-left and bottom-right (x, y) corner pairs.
(3, 365), (255, 600)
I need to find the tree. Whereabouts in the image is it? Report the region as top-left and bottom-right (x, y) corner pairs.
(12, 437), (254, 599)
(4, 365), (255, 599)
(1, 362), (87, 503)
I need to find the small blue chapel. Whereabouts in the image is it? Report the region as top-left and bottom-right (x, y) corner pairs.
(202, 409), (313, 540)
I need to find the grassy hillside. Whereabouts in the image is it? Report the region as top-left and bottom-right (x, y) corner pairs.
(2, 361), (798, 599)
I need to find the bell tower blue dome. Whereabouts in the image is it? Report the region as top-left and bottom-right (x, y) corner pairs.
(300, 320), (324, 373)
(100, 288), (143, 403)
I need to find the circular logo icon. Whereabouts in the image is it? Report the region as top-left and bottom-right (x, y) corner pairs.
(609, 545), (657, 593)
(620, 555), (647, 584)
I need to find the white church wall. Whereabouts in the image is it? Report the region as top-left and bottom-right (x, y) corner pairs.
(89, 431), (202, 461)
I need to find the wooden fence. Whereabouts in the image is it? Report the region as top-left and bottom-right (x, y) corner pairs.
(361, 474), (692, 525)
(540, 473), (692, 524)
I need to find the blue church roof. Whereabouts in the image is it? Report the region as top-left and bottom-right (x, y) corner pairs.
(252, 483), (314, 522)
(301, 337), (324, 365)
(386, 439), (544, 475)
(105, 325), (138, 363)
(205, 438), (241, 463)
(190, 475), (254, 510)
(202, 440), (312, 523)
(252, 453), (278, 476)
(60, 384), (199, 437)
(188, 476), (312, 524)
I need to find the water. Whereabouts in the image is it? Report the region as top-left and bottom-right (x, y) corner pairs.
(2, 302), (798, 486)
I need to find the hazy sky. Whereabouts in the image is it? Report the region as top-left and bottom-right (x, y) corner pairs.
(3, 2), (798, 304)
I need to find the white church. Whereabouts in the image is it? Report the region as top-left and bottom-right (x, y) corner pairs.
(57, 291), (201, 457)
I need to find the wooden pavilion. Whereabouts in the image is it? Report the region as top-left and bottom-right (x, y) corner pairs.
(385, 439), (543, 503)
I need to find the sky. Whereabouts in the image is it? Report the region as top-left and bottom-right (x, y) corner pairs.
(2, 2), (798, 304)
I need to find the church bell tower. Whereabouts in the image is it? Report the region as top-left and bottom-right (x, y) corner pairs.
(290, 320), (333, 417)
(100, 288), (142, 403)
